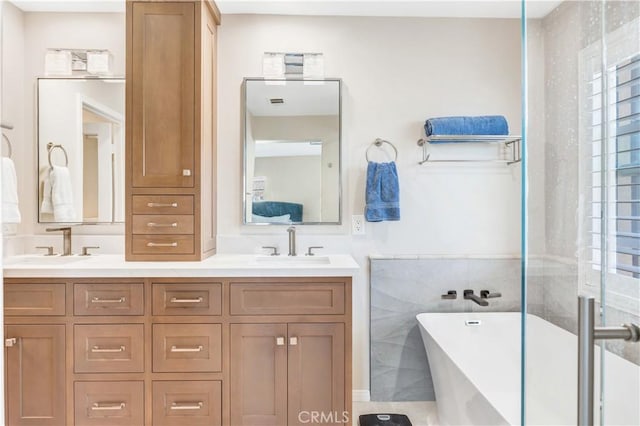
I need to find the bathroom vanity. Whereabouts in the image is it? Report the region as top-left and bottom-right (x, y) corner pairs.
(3, 255), (357, 426)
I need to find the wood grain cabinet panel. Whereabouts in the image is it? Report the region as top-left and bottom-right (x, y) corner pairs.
(230, 323), (288, 426)
(4, 283), (65, 316)
(152, 381), (221, 426)
(153, 323), (222, 372)
(230, 282), (345, 315)
(74, 282), (144, 316)
(74, 324), (144, 373)
(132, 195), (194, 215)
(152, 282), (222, 315)
(74, 381), (144, 426)
(5, 324), (65, 426)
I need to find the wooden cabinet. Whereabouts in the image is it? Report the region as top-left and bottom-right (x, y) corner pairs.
(4, 276), (351, 426)
(125, 0), (219, 261)
(5, 324), (66, 426)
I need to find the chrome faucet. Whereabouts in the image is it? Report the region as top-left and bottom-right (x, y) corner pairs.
(463, 289), (489, 307)
(287, 226), (297, 256)
(46, 227), (72, 256)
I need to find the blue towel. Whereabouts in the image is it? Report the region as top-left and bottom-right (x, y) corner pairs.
(424, 116), (509, 139)
(365, 161), (400, 222)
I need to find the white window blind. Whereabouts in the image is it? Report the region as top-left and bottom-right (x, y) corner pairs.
(591, 54), (640, 279)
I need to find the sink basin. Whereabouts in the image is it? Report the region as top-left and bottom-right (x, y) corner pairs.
(4, 255), (90, 265)
(252, 255), (331, 266)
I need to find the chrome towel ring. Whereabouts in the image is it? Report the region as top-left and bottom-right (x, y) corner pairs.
(47, 142), (69, 168)
(366, 138), (398, 162)
(2, 133), (12, 158)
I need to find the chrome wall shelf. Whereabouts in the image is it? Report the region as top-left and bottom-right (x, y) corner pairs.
(417, 135), (522, 165)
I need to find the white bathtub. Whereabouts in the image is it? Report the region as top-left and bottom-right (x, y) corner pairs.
(417, 312), (640, 426)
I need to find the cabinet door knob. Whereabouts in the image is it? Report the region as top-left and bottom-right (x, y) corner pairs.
(5, 338), (17, 347)
(276, 337), (285, 346)
(182, 169), (192, 176)
(289, 336), (298, 346)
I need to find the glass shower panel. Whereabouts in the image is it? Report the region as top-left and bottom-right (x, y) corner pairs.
(524, 1), (640, 424)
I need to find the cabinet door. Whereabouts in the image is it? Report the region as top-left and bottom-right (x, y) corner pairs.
(5, 325), (66, 426)
(288, 323), (345, 426)
(130, 2), (195, 188)
(230, 324), (287, 426)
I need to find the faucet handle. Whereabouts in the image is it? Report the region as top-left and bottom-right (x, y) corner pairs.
(81, 246), (100, 256)
(441, 290), (457, 300)
(480, 290), (502, 299)
(36, 246), (56, 256)
(306, 246), (324, 256)
(262, 246), (279, 256)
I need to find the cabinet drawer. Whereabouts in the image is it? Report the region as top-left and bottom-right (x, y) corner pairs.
(4, 283), (66, 316)
(74, 283), (144, 316)
(230, 282), (345, 315)
(132, 214), (194, 235)
(152, 283), (222, 315)
(74, 324), (144, 373)
(153, 323), (222, 372)
(132, 235), (194, 255)
(74, 381), (144, 426)
(152, 381), (221, 426)
(132, 195), (193, 215)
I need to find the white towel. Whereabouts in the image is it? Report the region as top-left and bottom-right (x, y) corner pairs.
(1, 157), (21, 223)
(41, 174), (53, 214)
(49, 166), (77, 222)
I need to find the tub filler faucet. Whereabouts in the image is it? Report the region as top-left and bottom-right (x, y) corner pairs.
(463, 289), (489, 307)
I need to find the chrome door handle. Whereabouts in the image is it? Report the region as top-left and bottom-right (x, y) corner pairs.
(91, 402), (125, 411)
(91, 345), (125, 353)
(170, 345), (204, 353)
(147, 222), (178, 228)
(169, 297), (204, 303)
(147, 202), (178, 208)
(170, 402), (203, 410)
(91, 297), (125, 303)
(146, 242), (178, 247)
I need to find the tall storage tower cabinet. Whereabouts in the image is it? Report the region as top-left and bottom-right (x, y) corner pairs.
(125, 0), (219, 261)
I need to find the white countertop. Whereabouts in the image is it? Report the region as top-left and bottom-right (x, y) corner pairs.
(2, 254), (359, 278)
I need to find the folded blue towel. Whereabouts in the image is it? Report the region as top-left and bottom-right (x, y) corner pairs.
(424, 116), (509, 139)
(365, 161), (400, 222)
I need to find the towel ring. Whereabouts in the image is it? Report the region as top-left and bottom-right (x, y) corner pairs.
(366, 138), (398, 162)
(2, 133), (12, 158)
(47, 142), (69, 168)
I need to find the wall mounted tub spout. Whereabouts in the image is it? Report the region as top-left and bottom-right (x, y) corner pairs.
(464, 289), (489, 307)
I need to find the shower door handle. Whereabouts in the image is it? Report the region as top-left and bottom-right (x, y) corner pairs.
(577, 295), (640, 426)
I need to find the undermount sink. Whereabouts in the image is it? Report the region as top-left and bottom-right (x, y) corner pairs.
(4, 255), (91, 265)
(252, 255), (331, 265)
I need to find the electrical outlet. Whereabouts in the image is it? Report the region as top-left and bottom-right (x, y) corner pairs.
(352, 215), (365, 235)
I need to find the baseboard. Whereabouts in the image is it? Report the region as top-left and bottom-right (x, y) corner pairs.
(352, 390), (370, 402)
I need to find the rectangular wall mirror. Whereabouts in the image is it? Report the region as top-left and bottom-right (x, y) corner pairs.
(38, 77), (125, 223)
(243, 78), (341, 225)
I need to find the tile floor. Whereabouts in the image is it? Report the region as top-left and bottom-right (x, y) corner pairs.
(352, 401), (440, 425)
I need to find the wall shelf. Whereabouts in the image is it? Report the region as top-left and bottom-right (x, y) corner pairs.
(417, 135), (522, 165)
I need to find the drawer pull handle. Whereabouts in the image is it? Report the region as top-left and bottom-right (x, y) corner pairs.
(289, 336), (298, 346)
(91, 345), (125, 353)
(91, 402), (126, 411)
(91, 297), (125, 304)
(276, 337), (285, 346)
(169, 297), (204, 303)
(146, 242), (178, 248)
(170, 345), (204, 353)
(170, 401), (203, 410)
(147, 222), (178, 228)
(147, 202), (178, 208)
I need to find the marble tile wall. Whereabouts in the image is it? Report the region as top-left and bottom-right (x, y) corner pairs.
(370, 257), (526, 401)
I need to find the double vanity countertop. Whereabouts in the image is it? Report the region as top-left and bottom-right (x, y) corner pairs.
(3, 253), (359, 278)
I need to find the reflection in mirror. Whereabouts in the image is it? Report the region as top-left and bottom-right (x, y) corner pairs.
(38, 78), (125, 223)
(243, 78), (341, 225)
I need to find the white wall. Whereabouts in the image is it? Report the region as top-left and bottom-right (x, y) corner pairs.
(217, 14), (523, 394)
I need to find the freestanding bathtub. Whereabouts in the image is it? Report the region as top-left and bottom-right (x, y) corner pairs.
(417, 312), (640, 426)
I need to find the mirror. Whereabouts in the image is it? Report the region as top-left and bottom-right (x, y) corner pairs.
(37, 77), (125, 223)
(243, 78), (341, 225)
